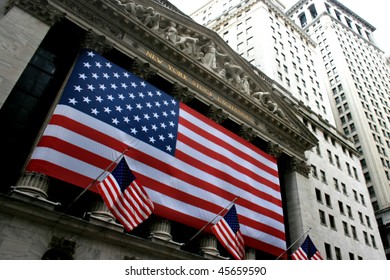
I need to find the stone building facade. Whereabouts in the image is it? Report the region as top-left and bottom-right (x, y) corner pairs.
(0, 0), (385, 259)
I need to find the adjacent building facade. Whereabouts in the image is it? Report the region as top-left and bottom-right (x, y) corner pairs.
(0, 0), (386, 260)
(191, 0), (388, 259)
(286, 0), (390, 259)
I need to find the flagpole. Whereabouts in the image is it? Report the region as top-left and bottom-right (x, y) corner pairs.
(184, 196), (240, 246)
(64, 147), (130, 212)
(275, 227), (312, 260)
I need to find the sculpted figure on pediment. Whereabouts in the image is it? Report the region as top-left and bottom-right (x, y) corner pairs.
(238, 75), (250, 95)
(118, 1), (160, 31)
(252, 91), (287, 120)
(223, 62), (243, 87)
(199, 41), (228, 70)
(165, 21), (179, 44)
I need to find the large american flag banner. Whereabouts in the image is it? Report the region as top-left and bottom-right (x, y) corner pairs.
(211, 204), (245, 260)
(97, 157), (154, 232)
(26, 49), (286, 256)
(291, 235), (323, 260)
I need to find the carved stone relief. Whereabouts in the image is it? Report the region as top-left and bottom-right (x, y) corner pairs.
(266, 142), (284, 159)
(113, 0), (289, 121)
(171, 82), (195, 103)
(207, 104), (229, 124)
(287, 157), (311, 177)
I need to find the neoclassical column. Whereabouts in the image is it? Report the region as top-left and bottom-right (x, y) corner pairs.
(84, 200), (124, 232)
(149, 218), (172, 241)
(245, 247), (256, 260)
(199, 235), (228, 259)
(149, 217), (183, 249)
(199, 235), (220, 257)
(11, 171), (60, 210)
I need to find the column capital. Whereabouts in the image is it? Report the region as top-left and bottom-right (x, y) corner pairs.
(266, 142), (284, 159)
(82, 29), (113, 55)
(288, 157), (311, 177)
(239, 124), (257, 142)
(11, 171), (60, 210)
(171, 83), (195, 103)
(207, 104), (228, 124)
(130, 57), (157, 81)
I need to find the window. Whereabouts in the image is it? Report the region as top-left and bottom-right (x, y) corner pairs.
(319, 210), (327, 225)
(370, 235), (377, 248)
(333, 178), (340, 191)
(341, 183), (347, 195)
(299, 12), (307, 28)
(366, 216), (371, 228)
(335, 155), (341, 168)
(351, 225), (358, 240)
(327, 150), (333, 164)
(320, 170), (327, 183)
(325, 194), (332, 208)
(360, 194), (366, 206)
(312, 165), (318, 178)
(342, 221), (349, 236)
(358, 212), (364, 225)
(353, 190), (358, 201)
(315, 188), (322, 202)
(349, 253), (355, 260)
(363, 231), (369, 245)
(325, 243), (332, 259)
(335, 247), (342, 260)
(338, 201), (345, 215)
(329, 214), (336, 230)
(346, 205), (353, 219)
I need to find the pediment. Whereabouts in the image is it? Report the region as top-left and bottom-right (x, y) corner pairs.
(17, 0), (318, 159)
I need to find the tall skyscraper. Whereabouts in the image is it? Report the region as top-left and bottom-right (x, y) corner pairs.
(286, 0), (390, 259)
(191, 0), (389, 259)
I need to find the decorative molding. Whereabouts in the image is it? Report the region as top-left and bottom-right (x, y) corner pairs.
(288, 157), (311, 177)
(267, 142), (284, 159)
(130, 57), (158, 81)
(11, 0), (65, 26)
(82, 30), (113, 54)
(171, 82), (195, 103)
(207, 104), (228, 124)
(239, 124), (257, 142)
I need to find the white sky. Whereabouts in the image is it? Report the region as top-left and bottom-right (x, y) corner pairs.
(169, 0), (390, 55)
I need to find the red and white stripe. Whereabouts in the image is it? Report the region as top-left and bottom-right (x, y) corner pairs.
(27, 103), (286, 256)
(291, 248), (323, 260)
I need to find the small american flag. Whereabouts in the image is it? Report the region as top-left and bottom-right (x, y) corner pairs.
(211, 205), (245, 260)
(98, 157), (154, 231)
(291, 235), (323, 260)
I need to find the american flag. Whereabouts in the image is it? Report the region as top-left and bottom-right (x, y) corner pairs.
(211, 204), (245, 260)
(97, 157), (153, 231)
(26, 49), (286, 257)
(291, 235), (323, 260)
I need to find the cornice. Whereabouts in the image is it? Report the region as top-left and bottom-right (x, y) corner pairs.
(9, 0), (65, 25)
